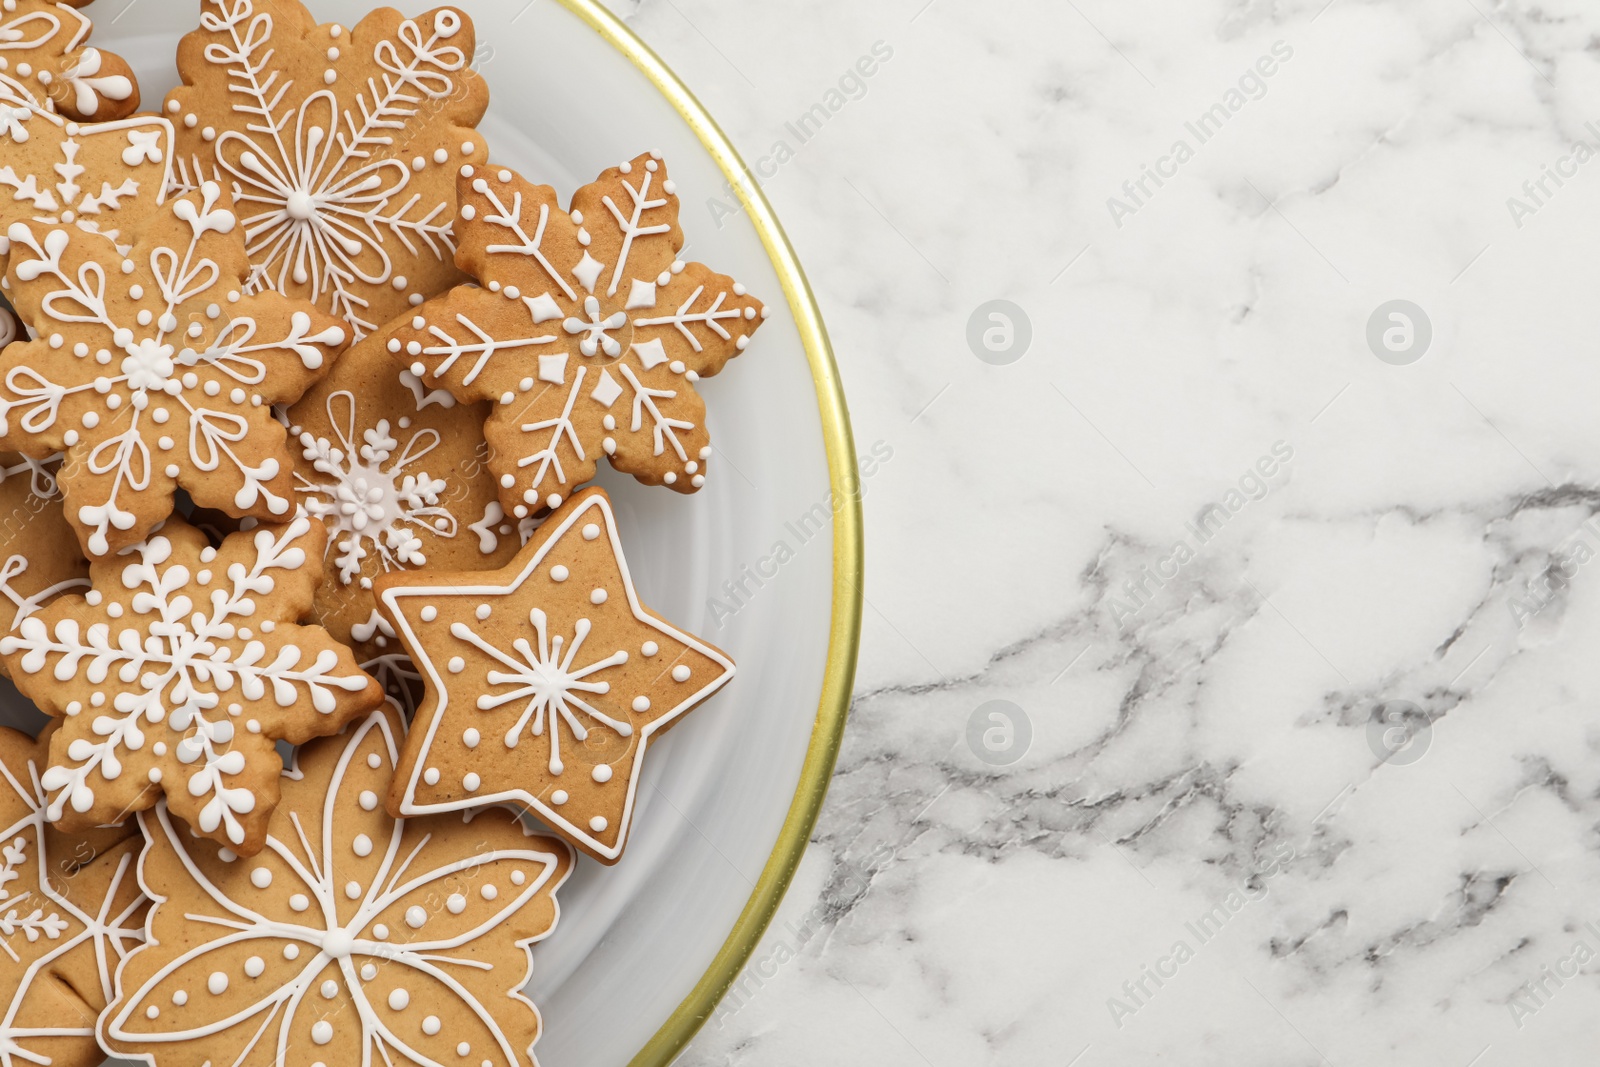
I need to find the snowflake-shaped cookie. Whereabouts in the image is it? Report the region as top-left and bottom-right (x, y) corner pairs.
(0, 0), (138, 122)
(101, 706), (573, 1067)
(285, 332), (515, 663)
(0, 179), (351, 557)
(0, 451), (89, 675)
(0, 514), (385, 854)
(166, 0), (490, 340)
(390, 154), (767, 522)
(0, 727), (147, 1067)
(379, 488), (736, 863)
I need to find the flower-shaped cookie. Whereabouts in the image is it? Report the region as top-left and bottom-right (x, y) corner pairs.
(0, 0), (138, 122)
(0, 514), (385, 854)
(0, 180), (350, 557)
(285, 333), (516, 664)
(390, 154), (767, 521)
(0, 727), (148, 1067)
(379, 488), (736, 863)
(166, 0), (490, 340)
(101, 706), (573, 1067)
(0, 453), (89, 675)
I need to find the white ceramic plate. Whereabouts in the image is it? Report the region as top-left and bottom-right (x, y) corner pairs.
(0, 2), (854, 1063)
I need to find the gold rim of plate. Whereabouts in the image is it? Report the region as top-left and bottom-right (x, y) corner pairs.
(552, 1), (865, 1064)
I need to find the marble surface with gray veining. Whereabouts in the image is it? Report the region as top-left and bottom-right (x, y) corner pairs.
(598, 0), (1600, 1063)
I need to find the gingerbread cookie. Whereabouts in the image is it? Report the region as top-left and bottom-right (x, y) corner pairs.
(0, 0), (139, 122)
(0, 452), (89, 675)
(285, 330), (515, 665)
(0, 76), (172, 267)
(0, 179), (350, 557)
(100, 705), (573, 1067)
(391, 154), (767, 521)
(165, 0), (490, 340)
(0, 726), (147, 1067)
(0, 514), (385, 854)
(378, 487), (735, 863)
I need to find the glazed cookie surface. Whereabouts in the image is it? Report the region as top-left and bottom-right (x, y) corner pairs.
(100, 705), (573, 1067)
(0, 726), (147, 1067)
(391, 154), (767, 521)
(378, 487), (736, 863)
(0, 180), (350, 557)
(165, 0), (490, 340)
(0, 514), (385, 854)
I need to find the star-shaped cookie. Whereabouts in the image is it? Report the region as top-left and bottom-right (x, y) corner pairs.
(378, 487), (735, 863)
(389, 154), (767, 522)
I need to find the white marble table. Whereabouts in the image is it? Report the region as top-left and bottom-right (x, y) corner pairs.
(597, 1), (1600, 1063)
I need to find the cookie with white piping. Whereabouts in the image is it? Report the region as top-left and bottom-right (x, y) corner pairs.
(0, 452), (89, 676)
(164, 0), (490, 341)
(0, 179), (350, 558)
(284, 329), (516, 666)
(389, 153), (767, 522)
(0, 0), (139, 122)
(377, 486), (735, 864)
(0, 513), (386, 855)
(0, 725), (148, 1067)
(98, 704), (573, 1067)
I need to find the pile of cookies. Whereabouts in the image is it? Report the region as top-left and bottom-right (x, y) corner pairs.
(0, 2), (764, 1063)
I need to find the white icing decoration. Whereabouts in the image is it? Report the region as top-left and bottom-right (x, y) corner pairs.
(398, 367), (457, 410)
(298, 390), (464, 585)
(589, 368), (622, 409)
(631, 337), (669, 370)
(537, 352), (567, 385)
(624, 278), (656, 311)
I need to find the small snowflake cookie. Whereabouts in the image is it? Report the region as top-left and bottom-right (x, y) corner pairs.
(284, 331), (518, 664)
(0, 452), (89, 675)
(0, 513), (386, 855)
(165, 0), (490, 341)
(0, 0), (139, 122)
(100, 705), (574, 1067)
(0, 179), (351, 557)
(378, 487), (736, 864)
(0, 726), (148, 1067)
(391, 154), (767, 522)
